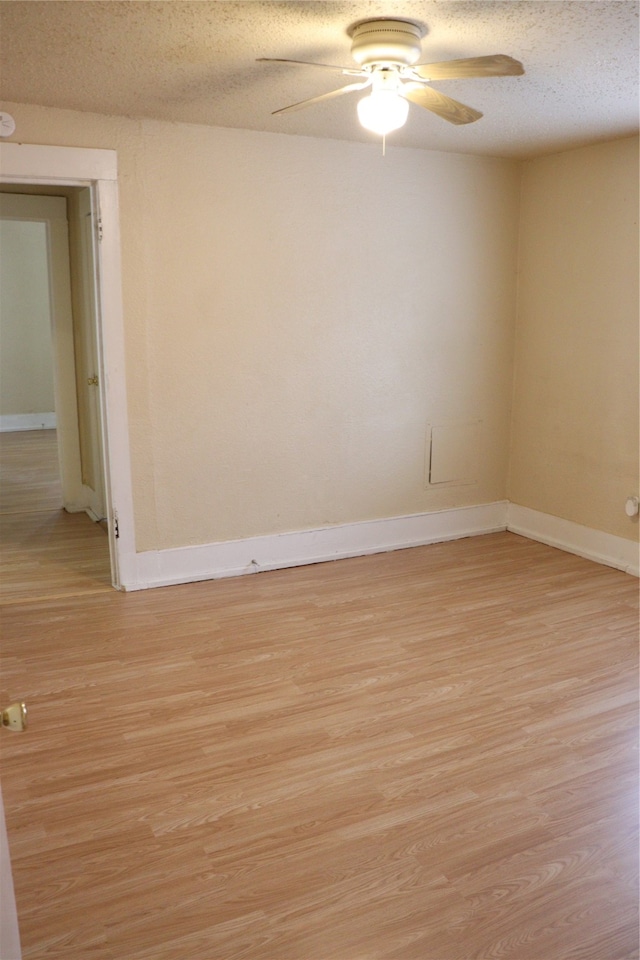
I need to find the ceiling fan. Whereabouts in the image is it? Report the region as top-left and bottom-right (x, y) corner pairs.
(258, 18), (524, 139)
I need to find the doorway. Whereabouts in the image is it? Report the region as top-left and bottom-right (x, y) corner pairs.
(0, 141), (136, 591)
(0, 188), (112, 600)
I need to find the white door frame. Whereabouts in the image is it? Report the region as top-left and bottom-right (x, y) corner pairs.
(0, 143), (136, 589)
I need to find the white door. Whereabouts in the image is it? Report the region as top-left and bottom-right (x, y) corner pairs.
(0, 786), (21, 960)
(69, 187), (106, 521)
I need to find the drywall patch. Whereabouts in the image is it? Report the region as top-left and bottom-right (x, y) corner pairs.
(427, 421), (481, 486)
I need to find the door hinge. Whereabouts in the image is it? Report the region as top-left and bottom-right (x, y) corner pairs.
(114, 515), (120, 539)
(97, 217), (103, 242)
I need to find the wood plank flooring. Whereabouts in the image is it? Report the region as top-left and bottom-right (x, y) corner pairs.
(0, 430), (111, 604)
(0, 433), (638, 958)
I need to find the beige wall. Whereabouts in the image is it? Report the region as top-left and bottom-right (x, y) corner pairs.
(510, 137), (639, 541)
(3, 102), (521, 552)
(4, 105), (636, 555)
(0, 203), (55, 416)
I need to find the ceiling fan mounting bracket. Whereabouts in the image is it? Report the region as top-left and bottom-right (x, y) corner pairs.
(348, 19), (424, 68)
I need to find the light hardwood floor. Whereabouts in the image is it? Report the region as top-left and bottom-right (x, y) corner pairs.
(0, 430), (111, 604)
(0, 434), (638, 959)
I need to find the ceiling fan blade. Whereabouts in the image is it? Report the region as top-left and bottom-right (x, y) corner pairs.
(272, 80), (371, 116)
(413, 55), (524, 81)
(403, 84), (482, 125)
(257, 58), (362, 77)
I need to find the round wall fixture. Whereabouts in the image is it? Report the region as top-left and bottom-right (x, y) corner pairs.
(0, 112), (16, 137)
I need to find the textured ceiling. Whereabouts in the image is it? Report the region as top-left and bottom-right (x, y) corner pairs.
(0, 1), (638, 158)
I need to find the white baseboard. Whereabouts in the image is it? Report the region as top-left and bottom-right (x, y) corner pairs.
(118, 499), (638, 592)
(121, 501), (509, 591)
(0, 412), (56, 432)
(507, 503), (639, 577)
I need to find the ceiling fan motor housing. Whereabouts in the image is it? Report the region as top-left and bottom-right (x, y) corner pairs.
(350, 19), (423, 68)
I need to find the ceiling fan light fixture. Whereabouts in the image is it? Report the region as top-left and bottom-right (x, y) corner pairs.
(357, 87), (409, 135)
(260, 17), (524, 137)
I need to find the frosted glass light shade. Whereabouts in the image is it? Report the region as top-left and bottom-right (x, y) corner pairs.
(357, 90), (409, 136)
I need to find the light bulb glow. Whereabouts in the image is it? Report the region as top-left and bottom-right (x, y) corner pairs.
(357, 89), (409, 136)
